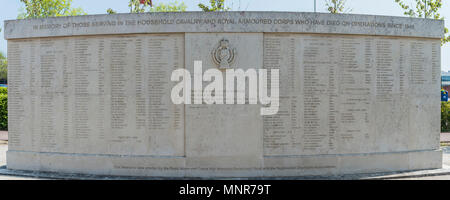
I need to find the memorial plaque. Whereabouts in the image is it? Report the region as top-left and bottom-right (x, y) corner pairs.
(8, 34), (185, 156)
(185, 33), (264, 168)
(4, 12), (444, 177)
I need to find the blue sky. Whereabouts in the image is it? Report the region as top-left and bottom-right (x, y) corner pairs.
(0, 0), (449, 70)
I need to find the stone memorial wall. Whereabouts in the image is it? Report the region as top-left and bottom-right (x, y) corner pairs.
(4, 12), (444, 177)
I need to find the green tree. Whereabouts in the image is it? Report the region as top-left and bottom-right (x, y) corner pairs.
(395, 0), (449, 44)
(150, 1), (187, 12)
(0, 52), (6, 84)
(325, 0), (351, 14)
(108, 1), (186, 14)
(107, 8), (117, 14)
(0, 89), (6, 130)
(198, 0), (230, 12)
(18, 0), (86, 19)
(442, 101), (450, 132)
(129, 0), (152, 13)
(0, 53), (6, 131)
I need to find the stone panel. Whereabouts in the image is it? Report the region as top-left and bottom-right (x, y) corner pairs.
(184, 33), (264, 168)
(262, 34), (440, 157)
(7, 34), (185, 156)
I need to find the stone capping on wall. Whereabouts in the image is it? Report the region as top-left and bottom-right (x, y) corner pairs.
(3, 11), (445, 40)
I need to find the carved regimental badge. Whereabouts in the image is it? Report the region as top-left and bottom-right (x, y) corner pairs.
(212, 39), (236, 69)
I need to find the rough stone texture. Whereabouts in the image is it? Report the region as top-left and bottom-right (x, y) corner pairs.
(4, 12), (444, 177)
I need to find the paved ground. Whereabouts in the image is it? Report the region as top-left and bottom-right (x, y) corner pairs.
(0, 131), (7, 141)
(444, 154), (450, 166)
(442, 132), (450, 143)
(0, 175), (41, 180)
(396, 175), (450, 180)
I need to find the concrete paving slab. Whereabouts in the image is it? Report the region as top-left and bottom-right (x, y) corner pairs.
(442, 133), (450, 142)
(0, 131), (7, 141)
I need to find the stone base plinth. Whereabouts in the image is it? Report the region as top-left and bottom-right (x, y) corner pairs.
(6, 150), (442, 178)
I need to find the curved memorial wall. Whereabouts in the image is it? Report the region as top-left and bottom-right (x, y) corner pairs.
(4, 12), (444, 177)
